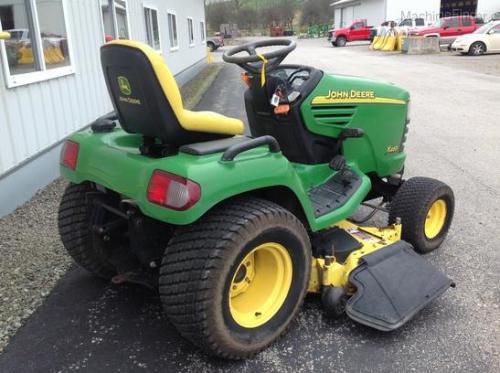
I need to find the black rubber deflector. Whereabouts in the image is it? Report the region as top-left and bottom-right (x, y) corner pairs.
(346, 241), (453, 331)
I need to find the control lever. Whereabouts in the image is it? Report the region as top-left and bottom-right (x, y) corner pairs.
(332, 128), (365, 156)
(330, 128), (364, 186)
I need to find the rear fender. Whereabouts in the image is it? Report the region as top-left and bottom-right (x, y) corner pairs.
(62, 130), (317, 227)
(62, 130), (372, 232)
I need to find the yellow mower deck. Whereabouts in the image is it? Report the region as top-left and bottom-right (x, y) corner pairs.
(309, 220), (453, 331)
(308, 220), (402, 293)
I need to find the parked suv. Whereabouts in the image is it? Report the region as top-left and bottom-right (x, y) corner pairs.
(207, 34), (224, 52)
(410, 16), (481, 44)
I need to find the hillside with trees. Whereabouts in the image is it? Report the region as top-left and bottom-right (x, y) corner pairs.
(205, 0), (333, 34)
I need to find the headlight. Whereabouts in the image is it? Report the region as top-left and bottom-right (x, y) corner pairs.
(406, 100), (411, 123)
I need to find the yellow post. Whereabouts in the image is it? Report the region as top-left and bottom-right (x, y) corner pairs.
(0, 31), (11, 40)
(207, 47), (213, 64)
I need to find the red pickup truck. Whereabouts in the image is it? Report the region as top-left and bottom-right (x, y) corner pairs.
(328, 19), (374, 47)
(410, 16), (481, 43)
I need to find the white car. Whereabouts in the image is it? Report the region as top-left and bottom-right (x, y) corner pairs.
(451, 21), (500, 56)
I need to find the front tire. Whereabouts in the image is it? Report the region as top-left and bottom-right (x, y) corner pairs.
(469, 42), (486, 56)
(336, 36), (347, 47)
(159, 197), (311, 359)
(389, 177), (455, 253)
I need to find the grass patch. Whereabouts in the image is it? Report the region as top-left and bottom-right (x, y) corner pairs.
(181, 63), (224, 110)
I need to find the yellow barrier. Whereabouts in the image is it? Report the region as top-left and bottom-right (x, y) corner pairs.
(381, 35), (397, 51)
(0, 31), (11, 40)
(17, 45), (65, 65)
(18, 46), (34, 65)
(372, 35), (386, 50)
(370, 36), (380, 50)
(371, 30), (407, 52)
(396, 36), (405, 51)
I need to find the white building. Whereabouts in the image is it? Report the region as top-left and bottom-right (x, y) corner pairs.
(331, 0), (499, 27)
(0, 0), (208, 217)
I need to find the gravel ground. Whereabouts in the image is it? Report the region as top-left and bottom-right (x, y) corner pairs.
(0, 64), (223, 354)
(0, 178), (70, 352)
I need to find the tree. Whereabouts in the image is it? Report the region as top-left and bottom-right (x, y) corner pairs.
(206, 2), (234, 31)
(301, 0), (332, 26)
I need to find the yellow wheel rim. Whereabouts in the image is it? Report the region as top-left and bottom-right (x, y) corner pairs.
(229, 242), (293, 328)
(425, 199), (447, 239)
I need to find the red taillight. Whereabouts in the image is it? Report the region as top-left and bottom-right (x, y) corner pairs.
(61, 140), (79, 170)
(147, 170), (201, 211)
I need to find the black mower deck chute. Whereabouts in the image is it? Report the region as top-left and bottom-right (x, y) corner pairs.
(346, 241), (454, 331)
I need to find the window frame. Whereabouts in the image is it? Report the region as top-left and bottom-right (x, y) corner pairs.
(167, 10), (178, 51)
(0, 0), (75, 88)
(99, 0), (131, 42)
(462, 17), (472, 27)
(143, 4), (161, 52)
(400, 19), (413, 27)
(415, 18), (425, 26)
(200, 20), (206, 42)
(187, 17), (194, 47)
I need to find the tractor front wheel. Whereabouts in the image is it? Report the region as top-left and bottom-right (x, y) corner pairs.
(159, 197), (311, 359)
(389, 177), (455, 253)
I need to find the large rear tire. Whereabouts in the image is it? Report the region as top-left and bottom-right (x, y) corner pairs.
(159, 197), (311, 359)
(389, 177), (455, 253)
(58, 183), (116, 279)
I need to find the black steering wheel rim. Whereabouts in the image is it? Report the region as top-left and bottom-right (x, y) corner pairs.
(223, 38), (296, 74)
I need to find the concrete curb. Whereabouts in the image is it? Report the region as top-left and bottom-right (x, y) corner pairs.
(181, 63), (224, 110)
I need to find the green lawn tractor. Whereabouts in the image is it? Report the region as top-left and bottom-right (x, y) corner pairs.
(58, 39), (455, 359)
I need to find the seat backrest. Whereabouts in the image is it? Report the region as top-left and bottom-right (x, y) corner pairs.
(100, 40), (219, 145)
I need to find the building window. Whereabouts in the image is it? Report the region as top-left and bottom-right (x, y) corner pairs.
(144, 6), (160, 51)
(200, 20), (206, 42)
(187, 17), (194, 46)
(167, 11), (178, 50)
(0, 0), (73, 88)
(100, 0), (129, 42)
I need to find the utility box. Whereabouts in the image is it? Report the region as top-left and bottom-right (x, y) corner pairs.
(402, 37), (440, 54)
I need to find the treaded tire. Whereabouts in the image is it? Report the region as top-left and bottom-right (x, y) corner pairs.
(336, 36), (347, 47)
(159, 197), (311, 359)
(58, 182), (116, 279)
(469, 41), (486, 56)
(389, 177), (454, 254)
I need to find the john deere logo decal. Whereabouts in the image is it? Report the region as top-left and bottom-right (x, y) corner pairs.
(117, 76), (132, 96)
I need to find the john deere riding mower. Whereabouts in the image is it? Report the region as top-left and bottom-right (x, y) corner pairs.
(58, 39), (455, 359)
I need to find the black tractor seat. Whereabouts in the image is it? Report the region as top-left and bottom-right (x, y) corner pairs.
(100, 40), (245, 149)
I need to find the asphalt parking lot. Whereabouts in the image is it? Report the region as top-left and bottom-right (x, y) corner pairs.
(0, 38), (499, 372)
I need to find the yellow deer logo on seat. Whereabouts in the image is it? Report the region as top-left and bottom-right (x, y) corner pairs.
(117, 76), (132, 96)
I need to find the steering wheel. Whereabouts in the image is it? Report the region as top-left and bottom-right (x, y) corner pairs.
(223, 39), (296, 75)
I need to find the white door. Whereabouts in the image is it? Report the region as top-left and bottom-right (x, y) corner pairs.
(341, 6), (354, 27)
(488, 24), (500, 51)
